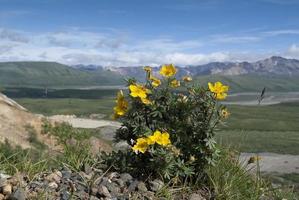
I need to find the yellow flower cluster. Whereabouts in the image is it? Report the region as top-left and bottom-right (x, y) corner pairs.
(132, 130), (171, 153)
(208, 81), (229, 100)
(129, 83), (152, 105)
(113, 90), (128, 119)
(159, 64), (177, 77)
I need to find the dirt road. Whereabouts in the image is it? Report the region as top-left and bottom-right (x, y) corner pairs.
(240, 153), (299, 173)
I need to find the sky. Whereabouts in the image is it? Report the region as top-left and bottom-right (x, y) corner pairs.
(0, 0), (299, 66)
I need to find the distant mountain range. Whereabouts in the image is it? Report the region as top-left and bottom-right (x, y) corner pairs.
(102, 56), (299, 78)
(1, 56), (299, 92)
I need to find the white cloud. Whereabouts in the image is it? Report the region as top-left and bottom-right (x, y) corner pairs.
(0, 27), (296, 66)
(263, 29), (299, 36)
(211, 35), (261, 43)
(286, 44), (299, 58)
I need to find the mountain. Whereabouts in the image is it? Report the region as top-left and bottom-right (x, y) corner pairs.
(1, 57), (299, 91)
(103, 56), (299, 78)
(0, 62), (124, 88)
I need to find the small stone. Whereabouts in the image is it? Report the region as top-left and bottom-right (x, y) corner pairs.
(149, 179), (164, 192)
(2, 184), (12, 195)
(115, 178), (125, 188)
(0, 178), (7, 187)
(89, 196), (100, 200)
(61, 170), (72, 179)
(60, 191), (70, 200)
(48, 182), (58, 189)
(137, 181), (148, 192)
(91, 187), (98, 196)
(45, 171), (62, 183)
(84, 163), (92, 175)
(107, 172), (119, 181)
(9, 188), (26, 200)
(119, 173), (133, 185)
(106, 182), (120, 196)
(98, 185), (111, 198)
(127, 180), (139, 192)
(189, 193), (205, 200)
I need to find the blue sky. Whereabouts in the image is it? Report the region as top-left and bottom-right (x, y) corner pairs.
(0, 0), (299, 66)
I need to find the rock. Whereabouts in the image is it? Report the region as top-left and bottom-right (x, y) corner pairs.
(61, 170), (72, 179)
(9, 188), (26, 200)
(48, 182), (58, 189)
(0, 194), (4, 200)
(149, 179), (164, 192)
(0, 178), (7, 187)
(45, 171), (62, 183)
(84, 163), (92, 175)
(189, 193), (205, 200)
(60, 191), (70, 200)
(0, 173), (11, 179)
(127, 180), (139, 192)
(3, 184), (12, 195)
(115, 178), (125, 188)
(90, 196), (100, 200)
(91, 187), (98, 196)
(107, 172), (119, 181)
(106, 182), (120, 196)
(120, 173), (133, 185)
(137, 181), (148, 192)
(98, 185), (111, 198)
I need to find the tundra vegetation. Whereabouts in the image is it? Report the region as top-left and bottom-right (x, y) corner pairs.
(0, 64), (297, 199)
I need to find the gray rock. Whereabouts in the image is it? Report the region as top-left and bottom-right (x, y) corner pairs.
(127, 180), (139, 192)
(115, 178), (125, 188)
(189, 193), (205, 200)
(0, 178), (7, 187)
(120, 173), (133, 185)
(105, 182), (120, 195)
(60, 191), (70, 200)
(90, 196), (100, 200)
(137, 181), (148, 192)
(149, 179), (164, 192)
(98, 185), (111, 198)
(84, 163), (92, 175)
(61, 170), (72, 179)
(8, 188), (26, 200)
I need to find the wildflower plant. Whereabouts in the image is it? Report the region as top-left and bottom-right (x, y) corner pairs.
(108, 64), (229, 182)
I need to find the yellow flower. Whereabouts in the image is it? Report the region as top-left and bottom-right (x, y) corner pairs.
(132, 137), (149, 153)
(141, 97), (152, 105)
(129, 84), (150, 99)
(170, 79), (180, 88)
(113, 90), (128, 118)
(208, 82), (229, 100)
(221, 108), (230, 118)
(144, 66), (152, 73)
(149, 130), (171, 146)
(159, 64), (177, 77)
(182, 76), (192, 82)
(150, 76), (161, 87)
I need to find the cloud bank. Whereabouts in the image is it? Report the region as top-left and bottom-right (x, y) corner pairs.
(0, 28), (298, 66)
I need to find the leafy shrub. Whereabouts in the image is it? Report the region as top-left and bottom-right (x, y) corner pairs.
(106, 64), (230, 181)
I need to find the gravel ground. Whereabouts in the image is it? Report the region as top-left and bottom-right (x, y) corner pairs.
(240, 153), (299, 173)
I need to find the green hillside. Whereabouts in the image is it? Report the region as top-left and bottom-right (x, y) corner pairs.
(194, 74), (299, 92)
(0, 62), (124, 88)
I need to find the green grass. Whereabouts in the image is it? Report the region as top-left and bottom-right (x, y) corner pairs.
(12, 97), (299, 154)
(14, 98), (115, 117)
(194, 74), (299, 92)
(0, 61), (124, 87)
(217, 130), (299, 154)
